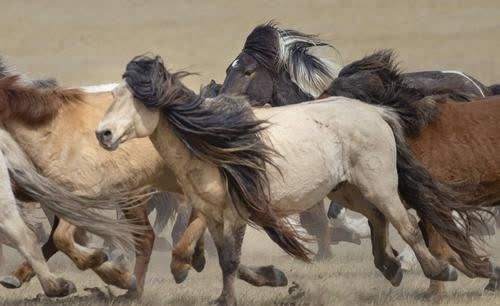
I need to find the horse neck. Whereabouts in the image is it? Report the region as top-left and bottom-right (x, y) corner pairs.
(272, 71), (314, 106)
(149, 116), (194, 179)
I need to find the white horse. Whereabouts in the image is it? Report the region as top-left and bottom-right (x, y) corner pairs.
(95, 55), (483, 306)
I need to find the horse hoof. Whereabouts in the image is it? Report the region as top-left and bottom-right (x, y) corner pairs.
(44, 278), (76, 297)
(389, 266), (403, 287)
(313, 252), (333, 262)
(192, 254), (206, 272)
(174, 270), (189, 284)
(432, 266), (457, 281)
(270, 266), (288, 287)
(0, 275), (21, 289)
(128, 275), (137, 291)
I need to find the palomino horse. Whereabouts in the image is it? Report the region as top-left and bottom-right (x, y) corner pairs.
(96, 55), (488, 305)
(220, 23), (500, 295)
(0, 69), (288, 297)
(0, 98), (145, 298)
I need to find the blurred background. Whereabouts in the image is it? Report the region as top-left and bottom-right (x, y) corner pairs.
(1, 0), (499, 89)
(1, 1), (500, 304)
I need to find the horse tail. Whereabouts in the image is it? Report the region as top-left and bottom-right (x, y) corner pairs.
(0, 129), (150, 250)
(488, 84), (500, 95)
(148, 192), (178, 234)
(380, 110), (493, 278)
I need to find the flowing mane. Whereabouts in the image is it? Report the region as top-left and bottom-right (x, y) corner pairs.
(243, 22), (341, 98)
(0, 75), (84, 125)
(327, 50), (440, 137)
(123, 55), (311, 260)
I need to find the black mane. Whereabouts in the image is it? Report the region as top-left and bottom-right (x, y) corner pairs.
(242, 23), (339, 97)
(124, 55), (311, 261)
(327, 50), (438, 137)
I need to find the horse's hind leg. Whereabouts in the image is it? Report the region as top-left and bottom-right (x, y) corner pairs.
(353, 181), (455, 281)
(299, 201), (332, 260)
(421, 220), (498, 295)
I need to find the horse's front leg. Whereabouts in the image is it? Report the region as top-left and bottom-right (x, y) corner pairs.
(117, 203), (155, 297)
(208, 210), (245, 306)
(299, 200), (332, 260)
(170, 210), (207, 283)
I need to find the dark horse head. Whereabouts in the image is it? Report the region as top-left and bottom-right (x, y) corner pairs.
(220, 23), (342, 106)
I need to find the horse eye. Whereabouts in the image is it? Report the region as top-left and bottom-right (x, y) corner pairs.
(244, 70), (254, 77)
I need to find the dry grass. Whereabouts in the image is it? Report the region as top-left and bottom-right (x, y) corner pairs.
(0, 0), (499, 305)
(1, 227), (499, 306)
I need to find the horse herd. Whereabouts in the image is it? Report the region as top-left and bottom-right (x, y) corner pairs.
(0, 22), (499, 305)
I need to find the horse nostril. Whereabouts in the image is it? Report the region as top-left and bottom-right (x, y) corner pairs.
(96, 129), (113, 142)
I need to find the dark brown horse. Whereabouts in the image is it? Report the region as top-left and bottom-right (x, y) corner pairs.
(219, 23), (500, 295)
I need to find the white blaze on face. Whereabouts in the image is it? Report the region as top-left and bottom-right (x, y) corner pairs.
(231, 59), (239, 68)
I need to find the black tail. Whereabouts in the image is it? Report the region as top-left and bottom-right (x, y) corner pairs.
(489, 84), (500, 95)
(381, 112), (493, 278)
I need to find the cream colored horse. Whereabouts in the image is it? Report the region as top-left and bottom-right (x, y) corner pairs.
(96, 55), (471, 306)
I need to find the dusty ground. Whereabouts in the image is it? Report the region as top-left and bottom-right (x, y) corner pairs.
(1, 0), (500, 305)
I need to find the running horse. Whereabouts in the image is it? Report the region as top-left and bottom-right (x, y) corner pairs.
(219, 23), (500, 295)
(96, 54), (490, 305)
(0, 59), (288, 297)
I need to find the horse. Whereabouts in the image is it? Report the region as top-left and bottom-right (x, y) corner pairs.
(95, 54), (489, 305)
(0, 89), (146, 297)
(220, 23), (500, 108)
(0, 64), (289, 297)
(219, 23), (500, 295)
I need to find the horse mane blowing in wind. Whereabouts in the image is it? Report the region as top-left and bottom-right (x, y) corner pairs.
(119, 55), (312, 261)
(97, 53), (493, 305)
(221, 22), (342, 105)
(221, 24), (500, 297)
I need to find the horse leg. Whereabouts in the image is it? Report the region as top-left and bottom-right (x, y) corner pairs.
(352, 187), (455, 281)
(170, 211), (207, 283)
(7, 216), (60, 288)
(330, 190), (402, 286)
(299, 201), (332, 261)
(421, 220), (498, 295)
(207, 210), (245, 306)
(117, 204), (155, 297)
(53, 219), (108, 270)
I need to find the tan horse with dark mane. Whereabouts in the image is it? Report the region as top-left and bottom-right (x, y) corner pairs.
(0, 72), (289, 297)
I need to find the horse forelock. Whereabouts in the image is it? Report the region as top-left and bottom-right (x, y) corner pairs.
(243, 23), (281, 71)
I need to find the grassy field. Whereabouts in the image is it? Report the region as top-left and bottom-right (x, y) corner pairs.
(1, 228), (499, 306)
(0, 0), (500, 305)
